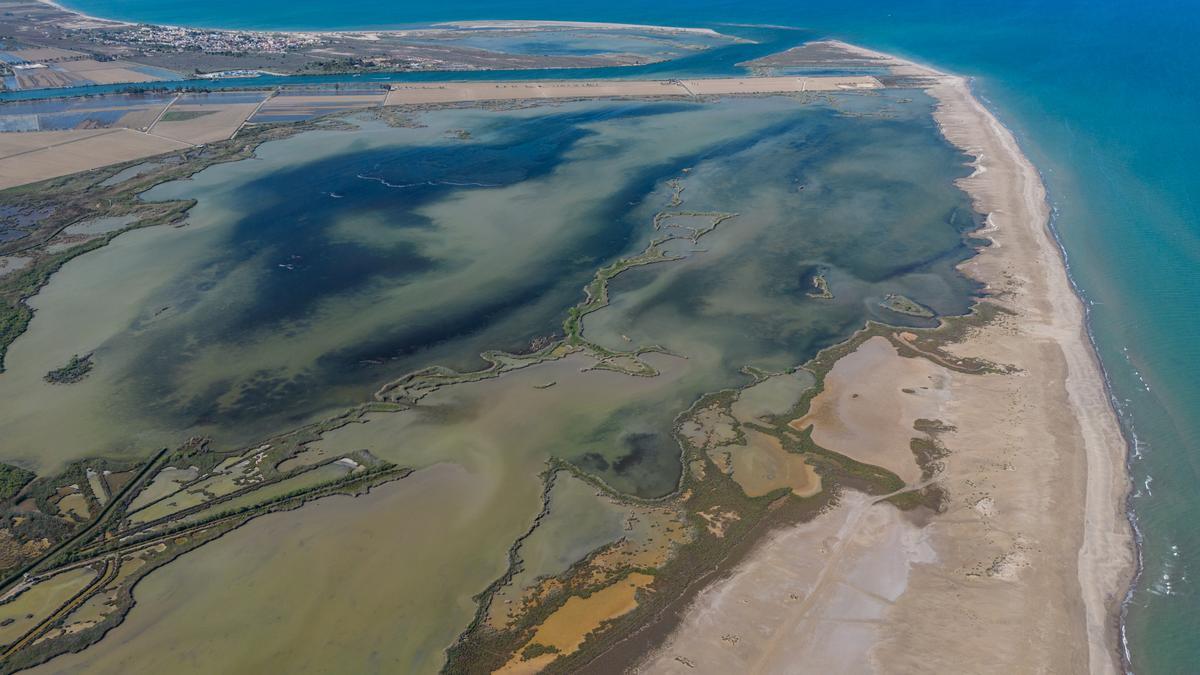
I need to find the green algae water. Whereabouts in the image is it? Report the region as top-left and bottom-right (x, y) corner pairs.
(27, 0), (1200, 669)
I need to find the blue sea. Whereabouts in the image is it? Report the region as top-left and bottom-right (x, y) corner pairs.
(48, 0), (1200, 671)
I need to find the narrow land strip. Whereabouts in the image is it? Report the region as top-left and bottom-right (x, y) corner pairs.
(0, 75), (879, 191)
(637, 41), (1133, 674)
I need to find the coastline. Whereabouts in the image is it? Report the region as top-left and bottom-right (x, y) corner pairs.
(34, 0), (129, 27)
(915, 51), (1135, 673)
(637, 42), (1135, 673)
(35, 0), (719, 37)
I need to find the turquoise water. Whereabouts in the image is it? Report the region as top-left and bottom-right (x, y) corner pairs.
(39, 0), (1200, 671)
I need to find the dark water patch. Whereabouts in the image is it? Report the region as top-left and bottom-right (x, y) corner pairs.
(101, 102), (801, 444)
(575, 94), (983, 494)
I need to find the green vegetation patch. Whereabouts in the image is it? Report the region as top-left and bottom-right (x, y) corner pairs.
(43, 353), (93, 384)
(884, 484), (948, 513)
(0, 463), (35, 502)
(159, 109), (217, 122)
(880, 292), (935, 318)
(521, 643), (560, 660)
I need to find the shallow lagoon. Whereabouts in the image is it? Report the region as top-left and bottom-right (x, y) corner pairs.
(21, 92), (982, 672)
(0, 92), (977, 481)
(0, 99), (805, 472)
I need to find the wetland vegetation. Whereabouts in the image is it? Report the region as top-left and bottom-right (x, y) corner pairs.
(42, 353), (93, 385)
(0, 86), (992, 673)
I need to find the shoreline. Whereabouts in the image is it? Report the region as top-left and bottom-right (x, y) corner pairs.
(36, 0), (722, 38)
(803, 39), (1134, 671)
(934, 74), (1133, 674)
(819, 40), (1135, 671)
(636, 41), (1135, 673)
(920, 55), (1134, 675)
(34, 0), (129, 27)
(856, 41), (1137, 669)
(1022, 118), (1143, 675)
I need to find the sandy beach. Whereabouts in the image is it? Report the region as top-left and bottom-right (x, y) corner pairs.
(638, 42), (1134, 674)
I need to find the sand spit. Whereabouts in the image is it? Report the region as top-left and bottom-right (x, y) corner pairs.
(433, 20), (730, 38)
(639, 41), (1132, 674)
(0, 74), (877, 191)
(383, 75), (880, 106)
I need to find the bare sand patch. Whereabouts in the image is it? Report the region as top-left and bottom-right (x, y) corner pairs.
(790, 336), (947, 485)
(0, 129), (188, 189)
(722, 429), (821, 498)
(386, 79), (690, 105)
(437, 20), (727, 37)
(251, 93), (387, 120)
(637, 492), (933, 674)
(149, 103), (260, 144)
(850, 40), (1132, 673)
(115, 103), (173, 132)
(0, 129), (111, 158)
(5, 47), (84, 62)
(640, 41), (1132, 674)
(264, 94), (386, 108)
(679, 75), (880, 94)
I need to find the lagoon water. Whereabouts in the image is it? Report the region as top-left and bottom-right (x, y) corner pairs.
(0, 91), (975, 484)
(25, 92), (982, 673)
(36, 0), (1200, 670)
